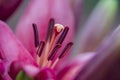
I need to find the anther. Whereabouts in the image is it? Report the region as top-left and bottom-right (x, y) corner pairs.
(46, 18), (55, 42)
(48, 44), (61, 61)
(37, 41), (45, 57)
(32, 23), (39, 47)
(56, 27), (69, 44)
(59, 42), (73, 59)
(50, 42), (73, 69)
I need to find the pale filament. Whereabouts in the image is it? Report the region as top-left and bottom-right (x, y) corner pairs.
(51, 58), (59, 69)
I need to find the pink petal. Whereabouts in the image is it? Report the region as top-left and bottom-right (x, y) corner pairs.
(16, 0), (74, 58)
(0, 60), (12, 80)
(0, 61), (5, 75)
(23, 64), (40, 77)
(57, 52), (94, 80)
(9, 60), (40, 79)
(0, 21), (36, 65)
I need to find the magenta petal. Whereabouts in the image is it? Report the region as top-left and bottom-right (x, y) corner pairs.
(16, 0), (74, 58)
(0, 74), (12, 80)
(8, 61), (22, 79)
(0, 60), (12, 80)
(0, 21), (36, 65)
(0, 0), (22, 21)
(34, 68), (56, 80)
(9, 61), (40, 79)
(0, 61), (5, 75)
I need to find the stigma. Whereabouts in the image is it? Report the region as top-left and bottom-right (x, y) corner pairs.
(32, 18), (73, 69)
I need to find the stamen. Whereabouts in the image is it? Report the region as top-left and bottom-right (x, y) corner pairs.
(32, 19), (73, 69)
(56, 27), (69, 44)
(37, 41), (45, 57)
(46, 18), (55, 42)
(32, 23), (39, 47)
(51, 42), (73, 69)
(51, 58), (59, 69)
(59, 42), (73, 59)
(48, 44), (61, 61)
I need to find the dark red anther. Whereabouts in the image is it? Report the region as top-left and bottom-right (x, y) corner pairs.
(59, 42), (73, 59)
(34, 68), (56, 80)
(48, 44), (61, 61)
(32, 23), (39, 47)
(56, 27), (69, 44)
(37, 41), (45, 57)
(46, 18), (55, 42)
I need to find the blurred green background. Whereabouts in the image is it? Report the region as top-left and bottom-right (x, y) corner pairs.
(82, 0), (120, 27)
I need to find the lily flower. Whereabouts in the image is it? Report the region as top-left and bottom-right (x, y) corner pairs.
(0, 0), (119, 80)
(0, 16), (92, 80)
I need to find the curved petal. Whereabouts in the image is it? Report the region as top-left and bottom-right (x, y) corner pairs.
(23, 64), (40, 77)
(73, 0), (118, 54)
(74, 25), (120, 80)
(0, 74), (12, 80)
(0, 21), (36, 65)
(16, 0), (74, 58)
(0, 0), (22, 21)
(57, 52), (94, 80)
(0, 60), (12, 80)
(0, 61), (6, 75)
(34, 68), (56, 80)
(9, 61), (22, 79)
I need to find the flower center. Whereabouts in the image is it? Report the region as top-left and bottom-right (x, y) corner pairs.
(32, 18), (73, 69)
